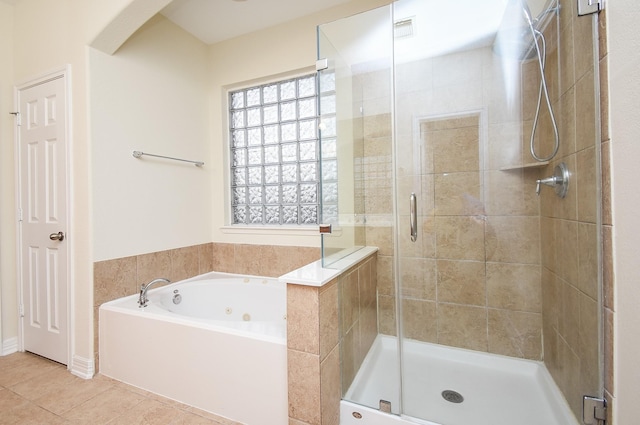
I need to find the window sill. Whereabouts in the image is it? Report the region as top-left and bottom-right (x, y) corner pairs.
(220, 225), (320, 237)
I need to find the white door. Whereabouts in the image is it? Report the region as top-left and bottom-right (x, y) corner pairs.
(17, 73), (69, 365)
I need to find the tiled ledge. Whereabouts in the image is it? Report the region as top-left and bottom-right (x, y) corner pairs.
(279, 246), (378, 287)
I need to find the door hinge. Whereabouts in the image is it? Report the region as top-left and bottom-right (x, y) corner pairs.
(578, 0), (604, 16)
(9, 111), (21, 126)
(17, 208), (23, 222)
(583, 396), (607, 424)
(18, 304), (24, 317)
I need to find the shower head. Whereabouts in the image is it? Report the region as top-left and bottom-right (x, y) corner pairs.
(492, 0), (554, 61)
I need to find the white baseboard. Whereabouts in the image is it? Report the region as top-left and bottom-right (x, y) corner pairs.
(70, 354), (95, 379)
(1, 337), (18, 356)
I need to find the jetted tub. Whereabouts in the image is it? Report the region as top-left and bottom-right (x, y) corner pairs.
(99, 271), (287, 425)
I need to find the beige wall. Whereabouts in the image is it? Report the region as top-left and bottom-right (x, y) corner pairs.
(90, 15), (212, 261)
(609, 1), (640, 423)
(0, 2), (16, 351)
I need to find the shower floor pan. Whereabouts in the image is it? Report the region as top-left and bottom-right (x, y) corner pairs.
(341, 335), (579, 425)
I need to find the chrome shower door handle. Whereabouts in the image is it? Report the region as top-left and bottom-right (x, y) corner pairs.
(410, 193), (417, 242)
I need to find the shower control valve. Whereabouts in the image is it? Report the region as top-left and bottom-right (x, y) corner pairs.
(536, 162), (569, 198)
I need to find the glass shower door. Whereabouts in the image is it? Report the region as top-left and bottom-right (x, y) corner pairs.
(394, 0), (602, 424)
(318, 3), (399, 412)
(320, 0), (602, 423)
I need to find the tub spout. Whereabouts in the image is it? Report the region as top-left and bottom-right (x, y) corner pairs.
(138, 278), (171, 308)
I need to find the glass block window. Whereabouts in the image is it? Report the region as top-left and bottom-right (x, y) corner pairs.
(229, 74), (320, 225)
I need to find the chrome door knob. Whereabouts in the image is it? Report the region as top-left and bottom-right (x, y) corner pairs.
(49, 231), (65, 241)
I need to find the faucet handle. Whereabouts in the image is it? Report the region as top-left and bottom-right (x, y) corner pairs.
(535, 162), (569, 198)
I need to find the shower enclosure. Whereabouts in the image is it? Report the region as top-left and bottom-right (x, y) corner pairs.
(318, 0), (602, 424)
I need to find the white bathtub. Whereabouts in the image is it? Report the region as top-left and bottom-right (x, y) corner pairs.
(99, 272), (287, 425)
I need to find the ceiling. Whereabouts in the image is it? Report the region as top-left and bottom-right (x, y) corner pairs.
(160, 0), (355, 45)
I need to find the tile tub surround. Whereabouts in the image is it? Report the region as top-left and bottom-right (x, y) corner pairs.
(283, 247), (378, 425)
(93, 242), (320, 369)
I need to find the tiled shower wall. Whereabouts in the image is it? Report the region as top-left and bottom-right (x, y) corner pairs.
(536, 0), (606, 418)
(93, 242), (319, 367)
(359, 50), (543, 360)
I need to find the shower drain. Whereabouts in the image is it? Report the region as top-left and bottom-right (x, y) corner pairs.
(441, 390), (464, 404)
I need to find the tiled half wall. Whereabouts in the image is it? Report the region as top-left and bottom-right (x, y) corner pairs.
(286, 251), (377, 425)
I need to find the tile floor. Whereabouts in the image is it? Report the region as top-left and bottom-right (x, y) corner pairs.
(0, 352), (240, 424)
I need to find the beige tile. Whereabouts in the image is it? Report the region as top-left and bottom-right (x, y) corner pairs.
(11, 366), (112, 415)
(558, 154), (578, 221)
(287, 283), (320, 355)
(558, 86), (577, 159)
(488, 309), (542, 360)
(437, 303), (487, 351)
(602, 225), (614, 310)
(340, 270), (359, 337)
(436, 260), (486, 306)
(365, 225), (393, 257)
(485, 216), (540, 264)
(106, 398), (185, 425)
(377, 295), (397, 336)
(558, 336), (582, 419)
(601, 140), (612, 225)
(136, 250), (172, 288)
(540, 216), (557, 272)
(288, 349), (321, 425)
(0, 353), (62, 388)
(556, 218), (579, 286)
(486, 262), (541, 313)
(359, 256), (377, 310)
(604, 307), (614, 395)
(320, 346), (340, 425)
(376, 255), (394, 297)
(573, 7), (595, 82)
(198, 243), (214, 274)
(434, 172), (483, 216)
(431, 125), (480, 173)
(401, 298), (437, 343)
(359, 302), (378, 362)
(541, 268), (560, 332)
(319, 281), (339, 361)
(63, 386), (146, 424)
(486, 122), (523, 170)
(399, 257), (436, 301)
(340, 324), (358, 395)
(484, 169), (539, 216)
(234, 244), (264, 276)
(211, 243), (235, 273)
(94, 256), (137, 306)
(577, 222), (598, 299)
(1, 400), (67, 424)
(170, 245), (200, 282)
(599, 56), (610, 142)
(436, 216), (485, 261)
(0, 387), (30, 412)
(576, 146), (597, 223)
(363, 112), (392, 139)
(559, 280), (581, 352)
(579, 293), (600, 396)
(559, 22), (576, 96)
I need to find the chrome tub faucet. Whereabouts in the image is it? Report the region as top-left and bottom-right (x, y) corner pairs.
(138, 278), (170, 307)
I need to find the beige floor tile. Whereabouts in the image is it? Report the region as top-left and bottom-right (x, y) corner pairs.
(62, 386), (146, 424)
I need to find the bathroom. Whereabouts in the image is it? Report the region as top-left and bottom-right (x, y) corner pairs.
(0, 0), (638, 423)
